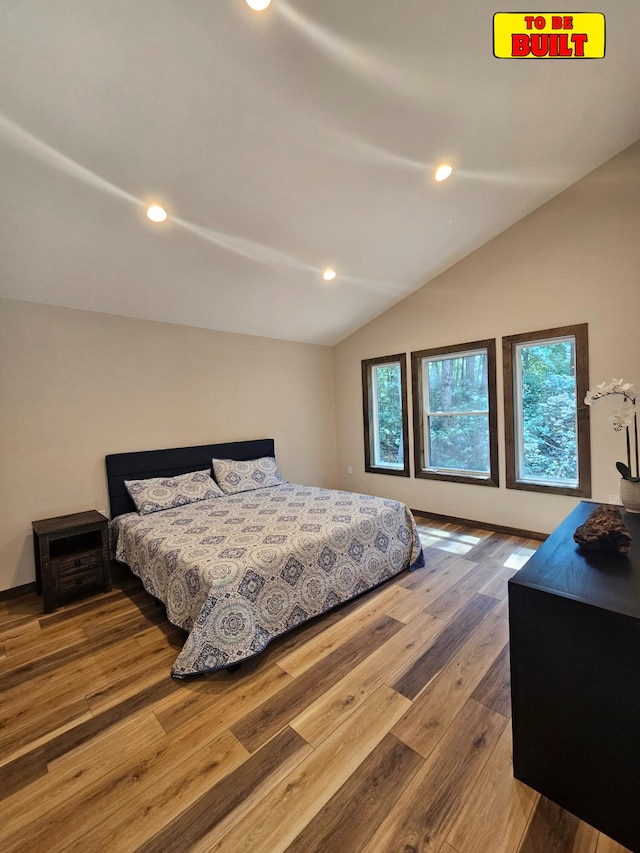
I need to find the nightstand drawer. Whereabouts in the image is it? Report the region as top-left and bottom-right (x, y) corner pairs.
(51, 548), (102, 577)
(55, 566), (104, 597)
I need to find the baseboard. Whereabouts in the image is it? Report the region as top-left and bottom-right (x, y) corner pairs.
(410, 508), (547, 541)
(0, 581), (37, 602)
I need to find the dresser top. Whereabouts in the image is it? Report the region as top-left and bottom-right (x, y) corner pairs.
(32, 510), (107, 536)
(510, 501), (640, 620)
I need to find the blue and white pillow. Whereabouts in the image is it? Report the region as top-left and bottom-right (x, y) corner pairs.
(211, 456), (285, 495)
(125, 470), (224, 515)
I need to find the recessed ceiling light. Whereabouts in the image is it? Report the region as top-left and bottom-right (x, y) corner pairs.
(434, 164), (453, 182)
(146, 204), (168, 223)
(246, 0), (271, 10)
(322, 268), (337, 282)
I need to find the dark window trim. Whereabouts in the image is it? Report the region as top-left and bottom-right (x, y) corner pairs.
(411, 339), (499, 487)
(502, 323), (591, 497)
(362, 353), (410, 477)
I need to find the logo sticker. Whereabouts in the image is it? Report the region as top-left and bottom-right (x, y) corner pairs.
(494, 13), (605, 58)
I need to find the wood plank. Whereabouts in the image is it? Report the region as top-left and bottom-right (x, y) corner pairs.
(386, 555), (478, 623)
(399, 550), (473, 590)
(36, 578), (142, 617)
(0, 697), (92, 759)
(501, 541), (539, 571)
(0, 591), (40, 615)
(35, 586), (142, 628)
(471, 642), (511, 717)
(66, 731), (248, 853)
(154, 663), (293, 737)
(391, 593), (499, 701)
(0, 747), (48, 801)
(518, 796), (582, 853)
(0, 625), (131, 692)
(3, 620), (87, 659)
(516, 796), (601, 853)
(84, 645), (182, 715)
(284, 734), (424, 852)
(572, 822), (601, 853)
(0, 722), (247, 852)
(0, 617), (41, 648)
(414, 527), (488, 559)
(415, 521), (492, 541)
(365, 698), (507, 852)
(204, 684), (412, 853)
(243, 603), (346, 668)
(231, 614), (405, 753)
(0, 708), (95, 770)
(134, 621), (185, 649)
(48, 709), (166, 772)
(595, 836), (635, 853)
(290, 611), (443, 747)
(423, 560), (505, 622)
(134, 726), (311, 853)
(0, 713), (166, 841)
(0, 612), (42, 639)
(79, 606), (168, 642)
(447, 723), (539, 853)
(0, 651), (103, 720)
(392, 600), (509, 759)
(0, 632), (177, 747)
(42, 675), (181, 763)
(465, 533), (520, 564)
(478, 565), (518, 599)
(278, 582), (411, 677)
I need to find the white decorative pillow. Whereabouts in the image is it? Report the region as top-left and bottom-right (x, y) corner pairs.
(211, 456), (285, 495)
(125, 470), (224, 515)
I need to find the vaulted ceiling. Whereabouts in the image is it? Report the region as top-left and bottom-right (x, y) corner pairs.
(2, 1), (639, 345)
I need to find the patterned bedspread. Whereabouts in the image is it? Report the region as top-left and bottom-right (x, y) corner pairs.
(110, 484), (424, 677)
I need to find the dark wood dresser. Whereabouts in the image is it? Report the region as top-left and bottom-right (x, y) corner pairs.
(509, 501), (640, 853)
(32, 510), (112, 612)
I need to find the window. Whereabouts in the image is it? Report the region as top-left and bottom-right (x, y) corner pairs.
(503, 324), (591, 496)
(411, 340), (499, 486)
(362, 354), (409, 476)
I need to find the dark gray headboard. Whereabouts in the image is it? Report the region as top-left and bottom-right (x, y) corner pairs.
(105, 438), (275, 519)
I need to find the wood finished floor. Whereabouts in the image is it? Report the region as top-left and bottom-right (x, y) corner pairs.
(0, 519), (632, 853)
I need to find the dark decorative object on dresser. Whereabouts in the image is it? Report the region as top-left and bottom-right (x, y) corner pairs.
(32, 510), (111, 612)
(573, 503), (632, 555)
(509, 501), (640, 853)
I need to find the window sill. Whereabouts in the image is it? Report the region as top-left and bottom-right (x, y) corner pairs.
(507, 479), (591, 497)
(415, 470), (499, 487)
(364, 465), (410, 477)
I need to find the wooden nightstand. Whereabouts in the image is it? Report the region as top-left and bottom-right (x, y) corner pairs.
(32, 510), (112, 612)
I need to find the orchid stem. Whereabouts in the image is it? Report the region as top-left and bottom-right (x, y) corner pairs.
(626, 425), (632, 477)
(634, 412), (639, 479)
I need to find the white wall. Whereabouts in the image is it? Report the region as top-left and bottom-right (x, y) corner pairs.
(0, 300), (338, 590)
(333, 141), (640, 535)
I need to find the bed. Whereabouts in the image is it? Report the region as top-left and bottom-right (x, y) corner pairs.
(106, 438), (424, 678)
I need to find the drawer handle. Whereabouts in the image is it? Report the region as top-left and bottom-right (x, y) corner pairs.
(75, 578), (82, 585)
(74, 559), (81, 567)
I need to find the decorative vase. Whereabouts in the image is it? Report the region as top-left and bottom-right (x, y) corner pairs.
(620, 478), (640, 513)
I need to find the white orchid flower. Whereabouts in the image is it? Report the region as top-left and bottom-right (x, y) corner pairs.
(609, 404), (636, 431)
(585, 378), (637, 407)
(587, 378), (638, 480)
